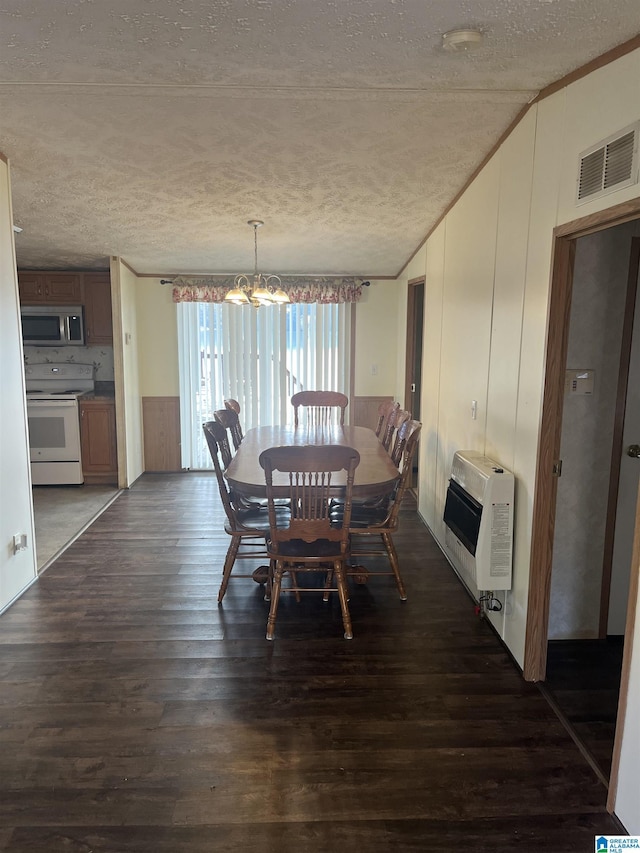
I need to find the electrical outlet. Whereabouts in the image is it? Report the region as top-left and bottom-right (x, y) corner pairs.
(371, 364), (378, 375)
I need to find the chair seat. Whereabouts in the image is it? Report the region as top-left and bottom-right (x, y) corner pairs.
(267, 538), (345, 560)
(330, 501), (391, 528)
(349, 504), (391, 528)
(234, 494), (291, 511)
(232, 505), (290, 534)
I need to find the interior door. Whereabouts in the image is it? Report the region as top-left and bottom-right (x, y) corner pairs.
(405, 279), (424, 418)
(607, 239), (640, 634)
(405, 279), (424, 492)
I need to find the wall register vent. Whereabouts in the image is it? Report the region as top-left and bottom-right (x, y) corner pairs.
(577, 122), (639, 204)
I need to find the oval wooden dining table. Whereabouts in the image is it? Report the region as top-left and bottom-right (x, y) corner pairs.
(225, 424), (400, 500)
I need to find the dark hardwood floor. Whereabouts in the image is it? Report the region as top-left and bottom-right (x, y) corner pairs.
(0, 473), (624, 851)
(545, 637), (624, 780)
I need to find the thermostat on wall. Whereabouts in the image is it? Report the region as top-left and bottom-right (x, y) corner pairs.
(565, 369), (595, 395)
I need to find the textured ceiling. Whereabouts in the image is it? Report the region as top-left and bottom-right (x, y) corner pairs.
(1, 1), (639, 277)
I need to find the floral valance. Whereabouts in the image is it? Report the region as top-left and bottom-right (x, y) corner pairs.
(171, 276), (364, 304)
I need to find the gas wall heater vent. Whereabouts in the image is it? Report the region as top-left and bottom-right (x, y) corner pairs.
(443, 451), (514, 592)
(577, 123), (639, 204)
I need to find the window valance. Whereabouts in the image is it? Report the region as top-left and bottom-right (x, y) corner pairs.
(171, 276), (364, 304)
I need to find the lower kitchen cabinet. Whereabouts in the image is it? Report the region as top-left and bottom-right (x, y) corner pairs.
(80, 398), (118, 485)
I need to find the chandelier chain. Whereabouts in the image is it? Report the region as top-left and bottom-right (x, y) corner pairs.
(254, 224), (259, 275)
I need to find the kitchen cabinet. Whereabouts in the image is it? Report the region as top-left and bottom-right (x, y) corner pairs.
(79, 397), (118, 485)
(18, 272), (82, 304)
(84, 273), (113, 345)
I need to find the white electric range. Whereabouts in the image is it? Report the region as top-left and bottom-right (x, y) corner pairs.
(25, 363), (95, 485)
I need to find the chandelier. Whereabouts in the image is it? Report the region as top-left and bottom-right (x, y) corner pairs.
(224, 220), (290, 306)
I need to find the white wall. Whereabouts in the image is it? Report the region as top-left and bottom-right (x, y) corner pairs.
(420, 224), (445, 533)
(407, 47), (640, 831)
(0, 156), (37, 611)
(353, 280), (400, 397)
(136, 278), (179, 397)
(111, 258), (144, 487)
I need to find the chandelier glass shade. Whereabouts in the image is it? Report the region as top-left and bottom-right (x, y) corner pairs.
(225, 220), (290, 307)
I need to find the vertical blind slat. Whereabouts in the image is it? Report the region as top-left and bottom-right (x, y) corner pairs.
(178, 301), (350, 468)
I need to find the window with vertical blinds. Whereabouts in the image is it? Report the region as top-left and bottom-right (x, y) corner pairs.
(178, 301), (351, 470)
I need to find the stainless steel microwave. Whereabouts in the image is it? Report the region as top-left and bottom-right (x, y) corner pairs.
(21, 305), (85, 347)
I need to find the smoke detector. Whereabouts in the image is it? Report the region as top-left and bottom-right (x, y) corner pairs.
(442, 28), (484, 52)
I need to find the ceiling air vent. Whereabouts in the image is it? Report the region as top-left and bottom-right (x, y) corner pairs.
(577, 123), (639, 204)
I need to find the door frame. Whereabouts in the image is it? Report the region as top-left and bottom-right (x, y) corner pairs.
(522, 196), (640, 811)
(404, 277), (425, 416)
(524, 197), (640, 680)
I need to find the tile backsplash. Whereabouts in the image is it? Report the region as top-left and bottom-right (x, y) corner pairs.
(24, 345), (114, 381)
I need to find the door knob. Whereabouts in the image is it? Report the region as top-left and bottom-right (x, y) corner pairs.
(627, 444), (640, 458)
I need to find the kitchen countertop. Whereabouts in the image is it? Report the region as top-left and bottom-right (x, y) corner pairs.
(84, 381), (115, 399)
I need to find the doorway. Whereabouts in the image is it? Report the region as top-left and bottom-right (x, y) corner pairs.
(405, 278), (424, 490)
(543, 226), (640, 781)
(524, 196), (640, 809)
(32, 485), (120, 572)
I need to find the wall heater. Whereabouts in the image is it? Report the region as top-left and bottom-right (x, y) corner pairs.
(443, 451), (514, 591)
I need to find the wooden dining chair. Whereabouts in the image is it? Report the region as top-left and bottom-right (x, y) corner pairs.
(345, 420), (422, 600)
(381, 407), (410, 452)
(375, 399), (399, 438)
(224, 398), (241, 415)
(203, 421), (280, 603)
(259, 444), (360, 640)
(291, 390), (348, 427)
(214, 408), (243, 452)
(390, 414), (416, 467)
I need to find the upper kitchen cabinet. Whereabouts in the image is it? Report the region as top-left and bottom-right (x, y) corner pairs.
(18, 270), (114, 346)
(83, 273), (113, 345)
(18, 272), (82, 304)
